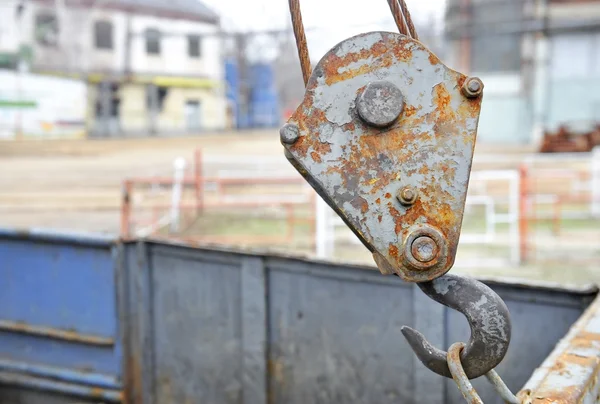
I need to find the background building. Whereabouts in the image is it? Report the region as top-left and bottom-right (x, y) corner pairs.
(445, 0), (600, 144)
(0, 0), (227, 137)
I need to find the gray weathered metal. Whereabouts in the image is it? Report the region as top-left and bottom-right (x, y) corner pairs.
(280, 31), (483, 282)
(121, 239), (594, 404)
(401, 273), (512, 379)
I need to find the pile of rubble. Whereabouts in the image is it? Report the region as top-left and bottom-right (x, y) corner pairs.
(540, 124), (600, 153)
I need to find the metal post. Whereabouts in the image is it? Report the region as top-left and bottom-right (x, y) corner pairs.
(169, 158), (186, 233)
(194, 149), (204, 214)
(518, 164), (529, 263)
(509, 170), (521, 264)
(120, 180), (132, 238)
(591, 146), (600, 218)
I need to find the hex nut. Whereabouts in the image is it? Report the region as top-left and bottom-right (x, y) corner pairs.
(357, 80), (404, 128)
(402, 225), (447, 271)
(280, 123), (300, 145)
(411, 236), (439, 263)
(461, 77), (484, 98)
(397, 186), (418, 206)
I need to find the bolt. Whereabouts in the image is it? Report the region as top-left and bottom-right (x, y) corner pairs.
(461, 77), (484, 98)
(280, 123), (300, 144)
(411, 236), (439, 263)
(357, 80), (404, 128)
(397, 186), (418, 206)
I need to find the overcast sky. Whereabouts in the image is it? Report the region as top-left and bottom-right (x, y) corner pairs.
(202, 0), (445, 58)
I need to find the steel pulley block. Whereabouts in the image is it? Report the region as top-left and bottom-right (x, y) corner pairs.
(280, 31), (483, 282)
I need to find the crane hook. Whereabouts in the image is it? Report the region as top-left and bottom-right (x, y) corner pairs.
(401, 274), (511, 379)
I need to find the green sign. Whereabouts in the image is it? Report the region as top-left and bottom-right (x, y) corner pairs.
(0, 100), (37, 108)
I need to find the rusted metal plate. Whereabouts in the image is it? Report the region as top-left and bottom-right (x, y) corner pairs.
(519, 294), (600, 404)
(280, 31), (483, 282)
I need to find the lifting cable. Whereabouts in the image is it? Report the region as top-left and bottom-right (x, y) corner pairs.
(288, 0), (419, 87)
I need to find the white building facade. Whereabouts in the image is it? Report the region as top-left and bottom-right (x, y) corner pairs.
(0, 0), (227, 136)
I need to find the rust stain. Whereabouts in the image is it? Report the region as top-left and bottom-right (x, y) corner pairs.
(527, 312), (600, 403)
(313, 140), (332, 155)
(310, 151), (322, 163)
(0, 320), (114, 346)
(128, 355), (142, 404)
(428, 52), (440, 65)
(389, 244), (399, 258)
(403, 105), (417, 118)
(341, 122), (356, 132)
(390, 41), (414, 62)
(322, 40), (392, 86)
(385, 193), (391, 199)
(89, 387), (104, 398)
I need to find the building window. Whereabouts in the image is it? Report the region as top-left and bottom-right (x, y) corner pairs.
(188, 35), (201, 58)
(35, 12), (59, 47)
(94, 21), (113, 50)
(145, 28), (161, 55)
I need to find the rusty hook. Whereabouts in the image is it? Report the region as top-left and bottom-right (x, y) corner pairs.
(401, 273), (511, 379)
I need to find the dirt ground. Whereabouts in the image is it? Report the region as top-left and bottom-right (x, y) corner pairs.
(1, 130), (598, 285)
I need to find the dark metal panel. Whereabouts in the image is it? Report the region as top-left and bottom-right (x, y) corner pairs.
(144, 243), (244, 404)
(241, 257), (267, 404)
(267, 260), (415, 404)
(121, 242), (595, 404)
(444, 282), (590, 404)
(121, 241), (145, 404)
(412, 284), (445, 403)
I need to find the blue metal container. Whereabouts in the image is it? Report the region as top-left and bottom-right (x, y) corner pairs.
(1, 228), (597, 403)
(249, 63), (280, 127)
(0, 228), (123, 402)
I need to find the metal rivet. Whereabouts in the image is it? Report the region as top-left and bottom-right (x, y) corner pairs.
(461, 77), (484, 98)
(280, 123), (300, 144)
(357, 80), (404, 128)
(397, 186), (418, 206)
(411, 236), (439, 263)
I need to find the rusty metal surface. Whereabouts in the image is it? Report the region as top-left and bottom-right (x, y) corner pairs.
(0, 320), (115, 347)
(519, 293), (600, 404)
(281, 31), (482, 281)
(448, 342), (483, 404)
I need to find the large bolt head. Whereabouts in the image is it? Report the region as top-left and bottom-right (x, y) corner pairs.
(402, 225), (446, 272)
(280, 123), (300, 145)
(357, 80), (404, 128)
(411, 236), (439, 263)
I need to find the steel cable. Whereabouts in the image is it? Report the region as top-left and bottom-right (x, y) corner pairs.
(288, 0), (419, 87)
(288, 0), (312, 86)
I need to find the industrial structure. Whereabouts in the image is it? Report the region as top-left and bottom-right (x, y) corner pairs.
(0, 0), (227, 137)
(445, 0), (600, 144)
